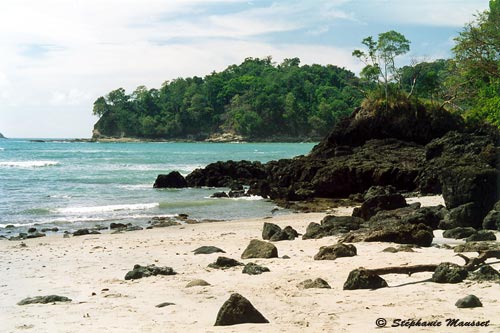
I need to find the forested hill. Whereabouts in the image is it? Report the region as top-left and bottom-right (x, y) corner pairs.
(92, 57), (364, 141)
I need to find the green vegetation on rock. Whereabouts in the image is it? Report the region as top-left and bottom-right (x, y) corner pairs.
(92, 57), (364, 140)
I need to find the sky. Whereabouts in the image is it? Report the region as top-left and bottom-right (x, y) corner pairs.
(0, 0), (489, 138)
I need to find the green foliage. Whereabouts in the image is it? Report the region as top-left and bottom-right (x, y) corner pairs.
(93, 57), (364, 139)
(450, 0), (500, 127)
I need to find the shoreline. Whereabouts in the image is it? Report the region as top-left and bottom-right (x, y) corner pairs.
(2, 195), (498, 332)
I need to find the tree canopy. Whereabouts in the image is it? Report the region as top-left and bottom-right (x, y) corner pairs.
(92, 57), (364, 140)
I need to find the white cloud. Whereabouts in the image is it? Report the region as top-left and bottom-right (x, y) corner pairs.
(50, 89), (92, 106)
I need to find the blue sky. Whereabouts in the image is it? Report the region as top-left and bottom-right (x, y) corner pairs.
(0, 0), (489, 138)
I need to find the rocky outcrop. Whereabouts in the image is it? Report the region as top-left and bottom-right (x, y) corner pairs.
(214, 293), (269, 326)
(153, 171), (188, 188)
(186, 160), (267, 187)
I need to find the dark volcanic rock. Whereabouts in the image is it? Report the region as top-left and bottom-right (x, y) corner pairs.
(26, 232), (46, 239)
(352, 193), (407, 220)
(469, 265), (500, 282)
(442, 227), (477, 239)
(262, 222), (282, 240)
(73, 229), (100, 236)
(193, 246), (226, 255)
(124, 264), (176, 280)
(303, 216), (364, 240)
(297, 278), (331, 289)
(153, 171), (188, 188)
(269, 226), (299, 241)
(432, 262), (468, 284)
(110, 222), (127, 230)
(455, 295), (482, 308)
(241, 239), (278, 259)
(343, 269), (388, 290)
(440, 202), (486, 230)
(18, 295), (72, 305)
(402, 206), (445, 230)
(482, 202), (500, 230)
(454, 241), (500, 253)
(186, 160), (267, 187)
(364, 223), (433, 247)
(208, 256), (244, 269)
(214, 293), (269, 326)
(466, 230), (497, 242)
(314, 243), (357, 260)
(211, 191), (229, 198)
(242, 262), (270, 275)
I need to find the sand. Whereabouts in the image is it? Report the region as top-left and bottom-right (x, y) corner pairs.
(1, 195), (499, 333)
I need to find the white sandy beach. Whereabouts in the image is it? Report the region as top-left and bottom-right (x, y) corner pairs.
(1, 196), (499, 333)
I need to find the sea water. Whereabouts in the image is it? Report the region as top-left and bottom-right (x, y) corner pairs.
(0, 139), (315, 235)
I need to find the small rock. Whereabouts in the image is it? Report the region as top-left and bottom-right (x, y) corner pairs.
(469, 265), (500, 282)
(185, 279), (211, 288)
(208, 256), (244, 269)
(124, 264), (176, 280)
(262, 222), (281, 240)
(18, 295), (72, 305)
(242, 262), (270, 275)
(27, 227), (37, 233)
(455, 295), (482, 308)
(193, 246), (226, 255)
(297, 278), (331, 289)
(314, 243), (356, 260)
(211, 191), (229, 198)
(214, 293), (269, 326)
(156, 302), (175, 308)
(110, 222), (127, 230)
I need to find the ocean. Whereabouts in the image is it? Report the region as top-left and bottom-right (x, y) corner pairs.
(0, 139), (315, 236)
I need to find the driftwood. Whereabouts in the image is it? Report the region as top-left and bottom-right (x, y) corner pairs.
(361, 250), (500, 276)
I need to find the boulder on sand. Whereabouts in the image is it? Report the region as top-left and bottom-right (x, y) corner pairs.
(214, 293), (269, 326)
(241, 239), (278, 259)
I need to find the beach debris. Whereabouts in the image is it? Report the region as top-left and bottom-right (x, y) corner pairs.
(241, 239), (278, 259)
(297, 278), (331, 289)
(343, 269), (388, 290)
(443, 227), (477, 239)
(208, 256), (244, 269)
(156, 302), (175, 308)
(185, 279), (211, 288)
(455, 295), (482, 308)
(153, 171), (187, 188)
(432, 262), (468, 284)
(214, 293), (269, 326)
(124, 264), (176, 280)
(466, 230), (497, 242)
(18, 295), (72, 305)
(314, 243), (357, 261)
(193, 246), (225, 255)
(242, 262), (270, 275)
(302, 216), (363, 240)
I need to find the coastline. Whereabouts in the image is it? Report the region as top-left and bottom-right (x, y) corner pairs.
(2, 195), (498, 332)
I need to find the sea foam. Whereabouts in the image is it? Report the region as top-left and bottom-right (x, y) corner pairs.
(0, 160), (60, 168)
(55, 202), (159, 214)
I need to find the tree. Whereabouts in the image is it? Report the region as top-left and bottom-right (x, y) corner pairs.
(451, 0), (500, 126)
(352, 30), (411, 103)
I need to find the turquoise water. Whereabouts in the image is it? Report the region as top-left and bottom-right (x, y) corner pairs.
(0, 139), (314, 235)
